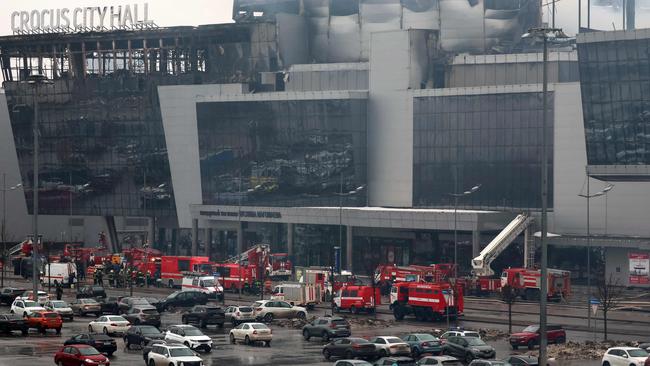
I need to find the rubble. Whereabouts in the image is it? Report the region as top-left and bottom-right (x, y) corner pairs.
(525, 340), (642, 360)
(273, 317), (312, 329)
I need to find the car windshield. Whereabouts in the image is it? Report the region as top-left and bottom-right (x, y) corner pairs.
(415, 334), (436, 341)
(51, 302), (67, 308)
(465, 332), (480, 338)
(79, 347), (100, 356)
(82, 299), (98, 304)
(332, 319), (348, 326)
(183, 328), (204, 336)
(167, 293), (178, 299)
(24, 301), (38, 307)
(45, 313), (59, 318)
(239, 307), (253, 312)
(252, 324), (269, 330)
(386, 337), (403, 344)
(523, 325), (539, 333)
(141, 326), (161, 334)
(352, 362), (372, 366)
(92, 286), (103, 291)
(142, 309), (158, 315)
(169, 348), (195, 357)
(202, 279), (215, 287)
(351, 338), (370, 344)
(132, 299), (149, 304)
(108, 316), (127, 322)
(629, 349), (649, 357)
(467, 338), (487, 346)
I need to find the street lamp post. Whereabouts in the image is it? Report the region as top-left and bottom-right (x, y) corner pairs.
(448, 184), (481, 279)
(1, 175), (22, 287)
(579, 181), (614, 332)
(522, 27), (568, 366)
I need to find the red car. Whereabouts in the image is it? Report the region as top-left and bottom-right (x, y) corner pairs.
(54, 344), (110, 366)
(509, 324), (566, 350)
(27, 311), (62, 334)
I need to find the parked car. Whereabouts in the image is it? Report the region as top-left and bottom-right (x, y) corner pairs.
(145, 344), (203, 366)
(117, 297), (151, 314)
(418, 356), (463, 366)
(0, 287), (27, 305)
(229, 322), (272, 346)
(602, 347), (649, 366)
(468, 360), (511, 366)
(334, 361), (373, 366)
(440, 330), (481, 344)
(124, 325), (165, 349)
(509, 324), (566, 350)
(0, 313), (28, 335)
(88, 315), (130, 335)
(76, 285), (106, 299)
(441, 336), (495, 364)
(164, 324), (213, 352)
(18, 290), (50, 305)
(224, 305), (255, 325)
(123, 305), (161, 327)
(160, 290), (208, 311)
(504, 355), (542, 365)
(71, 298), (102, 316)
(181, 305), (225, 328)
(11, 299), (45, 317)
(26, 311), (62, 334)
(44, 300), (74, 321)
(99, 296), (123, 315)
(64, 333), (117, 356)
(144, 297), (164, 312)
(54, 344), (110, 366)
(323, 337), (379, 361)
(402, 333), (442, 357)
(142, 339), (167, 362)
(303, 316), (351, 342)
(252, 299), (308, 322)
(373, 357), (417, 366)
(370, 336), (412, 357)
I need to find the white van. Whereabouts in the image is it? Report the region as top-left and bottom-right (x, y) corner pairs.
(181, 275), (224, 300)
(42, 262), (77, 286)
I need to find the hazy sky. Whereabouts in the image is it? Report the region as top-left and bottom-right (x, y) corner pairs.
(0, 0), (647, 37)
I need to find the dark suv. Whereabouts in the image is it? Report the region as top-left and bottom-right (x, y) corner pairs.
(0, 288), (27, 305)
(124, 325), (165, 349)
(441, 336), (495, 364)
(160, 291), (208, 311)
(181, 305), (225, 328)
(508, 324), (566, 350)
(76, 285), (106, 299)
(302, 316), (351, 341)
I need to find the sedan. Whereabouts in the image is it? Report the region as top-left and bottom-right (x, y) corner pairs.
(323, 337), (379, 361)
(229, 322), (272, 346)
(124, 325), (165, 349)
(88, 315), (130, 335)
(370, 336), (412, 357)
(64, 333), (117, 356)
(402, 333), (442, 357)
(71, 298), (102, 317)
(44, 300), (74, 321)
(54, 344), (110, 366)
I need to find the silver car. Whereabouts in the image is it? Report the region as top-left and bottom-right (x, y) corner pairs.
(44, 300), (74, 320)
(224, 305), (255, 325)
(252, 300), (307, 322)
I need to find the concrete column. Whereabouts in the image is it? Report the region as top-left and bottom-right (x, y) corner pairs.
(287, 223), (294, 258)
(472, 230), (481, 258)
(204, 228), (212, 258)
(236, 222), (244, 255)
(191, 219), (198, 256)
(346, 226), (353, 271)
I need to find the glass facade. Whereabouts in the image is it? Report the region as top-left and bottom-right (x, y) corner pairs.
(413, 92), (553, 209)
(196, 99), (367, 207)
(578, 38), (650, 165)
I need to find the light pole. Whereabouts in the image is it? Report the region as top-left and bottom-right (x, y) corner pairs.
(579, 181), (614, 331)
(448, 184), (481, 279)
(1, 174), (22, 287)
(25, 74), (53, 299)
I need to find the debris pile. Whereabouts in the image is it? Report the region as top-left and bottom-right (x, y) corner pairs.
(273, 318), (311, 329)
(346, 317), (395, 329)
(527, 340), (641, 360)
(479, 328), (509, 341)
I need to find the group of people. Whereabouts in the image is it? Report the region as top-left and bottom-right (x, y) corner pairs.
(89, 260), (160, 288)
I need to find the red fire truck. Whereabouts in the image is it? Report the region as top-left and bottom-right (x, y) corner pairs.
(160, 256), (212, 288)
(333, 285), (381, 314)
(268, 253), (292, 279)
(213, 263), (257, 293)
(374, 264), (424, 294)
(390, 282), (464, 322)
(500, 267), (571, 301)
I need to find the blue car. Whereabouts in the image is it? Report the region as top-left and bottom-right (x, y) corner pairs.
(402, 333), (442, 357)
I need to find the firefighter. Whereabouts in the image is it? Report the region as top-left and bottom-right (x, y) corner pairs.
(108, 270), (115, 287)
(137, 271), (145, 287)
(97, 269), (104, 287)
(55, 280), (63, 300)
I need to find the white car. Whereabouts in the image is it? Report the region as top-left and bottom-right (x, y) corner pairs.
(369, 336), (412, 357)
(602, 347), (649, 366)
(252, 299), (308, 321)
(146, 343), (204, 366)
(224, 305), (256, 325)
(18, 290), (50, 305)
(165, 324), (213, 352)
(229, 322), (272, 346)
(11, 299), (46, 317)
(440, 330), (481, 343)
(88, 315), (130, 335)
(44, 300), (74, 320)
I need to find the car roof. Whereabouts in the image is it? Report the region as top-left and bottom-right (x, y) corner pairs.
(610, 347), (643, 350)
(173, 324), (197, 328)
(379, 356), (414, 361)
(70, 344), (93, 348)
(510, 355), (538, 361)
(421, 356), (458, 361)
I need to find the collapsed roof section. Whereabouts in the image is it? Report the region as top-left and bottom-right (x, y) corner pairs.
(233, 0), (541, 61)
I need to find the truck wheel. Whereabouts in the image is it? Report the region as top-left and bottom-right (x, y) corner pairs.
(527, 340), (536, 350)
(303, 329), (311, 341)
(393, 307), (404, 321)
(349, 306), (355, 314)
(511, 345), (519, 350)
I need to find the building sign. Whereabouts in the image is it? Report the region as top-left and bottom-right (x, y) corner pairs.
(629, 252), (650, 284)
(11, 3), (155, 35)
(199, 210), (282, 220)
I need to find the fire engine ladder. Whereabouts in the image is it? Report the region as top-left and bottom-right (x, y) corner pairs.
(524, 228), (536, 269)
(471, 214), (533, 277)
(5, 242), (23, 256)
(224, 243), (270, 264)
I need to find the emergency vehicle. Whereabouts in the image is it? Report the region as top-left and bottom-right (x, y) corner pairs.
(374, 264), (425, 294)
(42, 262), (78, 285)
(161, 256), (211, 288)
(181, 274), (224, 300)
(500, 267), (570, 301)
(213, 263), (257, 293)
(333, 285), (381, 314)
(390, 282), (464, 322)
(271, 282), (321, 309)
(268, 253), (292, 279)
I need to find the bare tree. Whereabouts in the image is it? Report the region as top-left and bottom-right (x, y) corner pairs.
(596, 274), (624, 341)
(501, 284), (517, 334)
